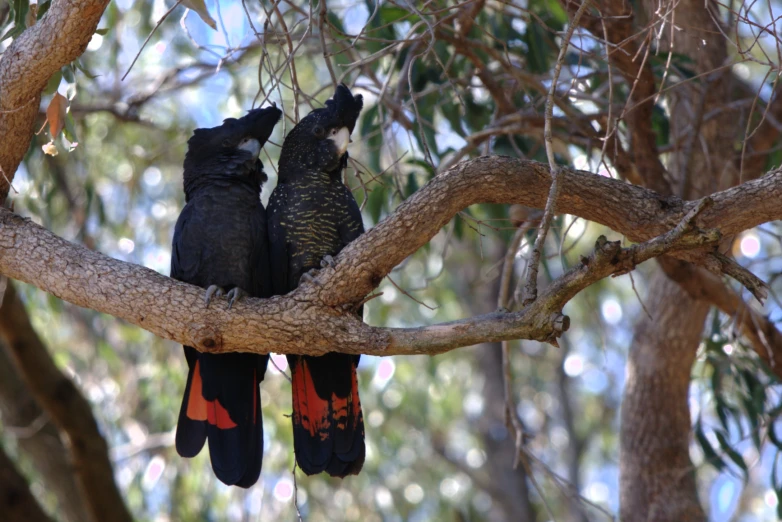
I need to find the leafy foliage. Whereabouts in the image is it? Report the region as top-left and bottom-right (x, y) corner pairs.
(2, 1), (782, 521)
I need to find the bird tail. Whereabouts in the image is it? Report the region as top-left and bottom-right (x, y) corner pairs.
(176, 347), (267, 488)
(289, 353), (365, 477)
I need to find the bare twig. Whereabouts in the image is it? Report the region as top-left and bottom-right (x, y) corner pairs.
(522, 0), (592, 306)
(121, 0), (184, 81)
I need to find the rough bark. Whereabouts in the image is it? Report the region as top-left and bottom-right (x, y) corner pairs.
(0, 0), (110, 204)
(0, 339), (91, 522)
(2, 157), (775, 361)
(0, 444), (54, 522)
(620, 272), (708, 520)
(0, 281), (133, 522)
(620, 0), (735, 519)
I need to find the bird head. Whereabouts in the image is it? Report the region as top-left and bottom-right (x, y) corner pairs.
(278, 84), (363, 177)
(183, 105), (282, 191)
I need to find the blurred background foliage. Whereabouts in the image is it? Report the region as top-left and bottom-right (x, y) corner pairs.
(2, 0), (782, 521)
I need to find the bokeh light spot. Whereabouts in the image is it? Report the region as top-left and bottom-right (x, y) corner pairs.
(404, 484), (424, 504)
(739, 233), (761, 258)
(563, 354), (584, 377)
(601, 298), (623, 325)
(273, 478), (293, 502)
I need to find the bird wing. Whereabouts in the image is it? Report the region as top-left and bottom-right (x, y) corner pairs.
(267, 183), (292, 295)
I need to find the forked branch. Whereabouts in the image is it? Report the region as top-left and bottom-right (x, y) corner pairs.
(0, 157), (777, 357)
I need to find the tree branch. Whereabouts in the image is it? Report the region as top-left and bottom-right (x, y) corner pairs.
(1, 156), (769, 357)
(658, 257), (782, 379)
(571, 0), (671, 194)
(0, 281), (133, 522)
(0, 0), (111, 204)
(0, 444), (54, 522)
(0, 338), (91, 522)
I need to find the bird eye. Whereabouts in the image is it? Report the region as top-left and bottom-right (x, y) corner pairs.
(329, 128), (339, 136)
(312, 125), (325, 138)
(222, 138), (233, 147)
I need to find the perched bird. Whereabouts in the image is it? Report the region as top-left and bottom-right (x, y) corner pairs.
(267, 84), (365, 477)
(171, 105), (281, 488)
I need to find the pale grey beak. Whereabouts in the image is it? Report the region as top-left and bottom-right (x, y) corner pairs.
(238, 138), (261, 157)
(328, 127), (351, 156)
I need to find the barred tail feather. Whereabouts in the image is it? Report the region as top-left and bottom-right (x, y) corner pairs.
(290, 353), (365, 478)
(176, 348), (267, 487)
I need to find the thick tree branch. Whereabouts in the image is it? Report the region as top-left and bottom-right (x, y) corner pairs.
(0, 0), (110, 203)
(1, 156), (767, 357)
(0, 444), (54, 522)
(0, 281), (132, 522)
(0, 339), (91, 522)
(658, 257), (782, 379)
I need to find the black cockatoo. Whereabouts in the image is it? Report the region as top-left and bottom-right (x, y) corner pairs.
(267, 84), (365, 477)
(171, 105), (281, 488)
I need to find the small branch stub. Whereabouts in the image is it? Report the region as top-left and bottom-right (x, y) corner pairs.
(190, 324), (223, 351)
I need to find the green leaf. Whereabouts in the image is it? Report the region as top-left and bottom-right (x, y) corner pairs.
(61, 64), (75, 84)
(405, 173), (418, 198)
(37, 0), (51, 20)
(1, 0), (28, 41)
(44, 70), (62, 95)
(326, 10), (344, 35)
(63, 112), (79, 146)
(366, 183), (387, 225)
(74, 59), (99, 80)
(95, 27), (110, 35)
(695, 423), (725, 472)
(522, 21), (550, 74)
(714, 430), (748, 477)
(406, 158), (435, 179)
(360, 105), (382, 173)
(440, 103), (466, 138)
(379, 5), (411, 25)
(651, 105), (670, 147)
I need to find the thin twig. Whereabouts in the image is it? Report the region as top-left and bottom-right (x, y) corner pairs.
(521, 0), (592, 306)
(121, 1), (184, 81)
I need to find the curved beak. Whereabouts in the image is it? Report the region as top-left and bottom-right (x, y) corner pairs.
(329, 127), (351, 156)
(238, 138), (261, 157)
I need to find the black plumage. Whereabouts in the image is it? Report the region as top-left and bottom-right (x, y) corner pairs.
(267, 84), (366, 477)
(171, 106), (281, 487)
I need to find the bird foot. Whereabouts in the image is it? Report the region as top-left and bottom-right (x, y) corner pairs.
(320, 255), (336, 269)
(204, 285), (225, 308)
(226, 287), (247, 309)
(300, 269), (321, 285)
(204, 285), (248, 309)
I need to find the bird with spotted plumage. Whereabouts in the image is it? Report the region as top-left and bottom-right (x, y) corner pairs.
(170, 105), (281, 488)
(267, 84), (366, 477)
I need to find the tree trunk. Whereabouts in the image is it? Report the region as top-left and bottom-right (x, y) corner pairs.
(619, 273), (708, 520)
(620, 0), (735, 519)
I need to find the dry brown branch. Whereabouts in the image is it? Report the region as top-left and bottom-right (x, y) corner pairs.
(0, 0), (111, 204)
(522, 0), (592, 306)
(0, 282), (132, 522)
(658, 257), (782, 379)
(740, 84), (782, 180)
(571, 0), (671, 194)
(3, 156), (775, 360)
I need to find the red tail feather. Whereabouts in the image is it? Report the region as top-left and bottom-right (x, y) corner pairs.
(186, 361), (237, 429)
